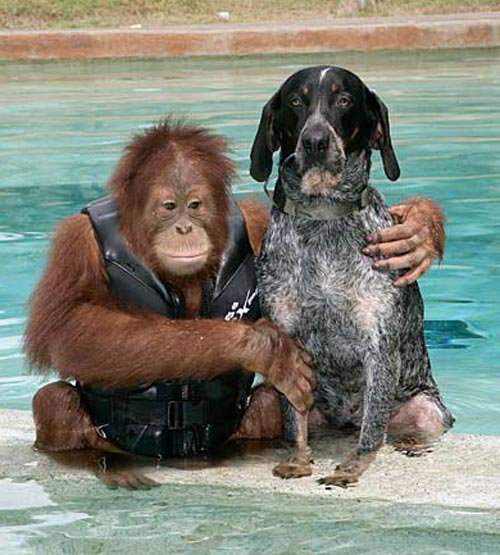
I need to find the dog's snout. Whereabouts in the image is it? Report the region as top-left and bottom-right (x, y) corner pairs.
(301, 128), (330, 155)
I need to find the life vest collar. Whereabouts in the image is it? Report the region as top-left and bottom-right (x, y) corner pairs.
(82, 195), (260, 322)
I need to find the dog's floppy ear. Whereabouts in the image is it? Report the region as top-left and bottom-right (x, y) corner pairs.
(250, 92), (281, 182)
(367, 90), (400, 182)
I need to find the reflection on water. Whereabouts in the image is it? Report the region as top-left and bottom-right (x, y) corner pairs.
(0, 48), (499, 435)
(424, 319), (483, 349)
(0, 479), (499, 554)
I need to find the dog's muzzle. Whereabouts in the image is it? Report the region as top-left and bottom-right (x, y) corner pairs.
(263, 153), (370, 221)
(296, 116), (346, 172)
(301, 125), (330, 158)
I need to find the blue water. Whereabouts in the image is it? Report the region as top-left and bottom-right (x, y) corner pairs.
(0, 480), (499, 555)
(0, 48), (499, 437)
(0, 47), (500, 555)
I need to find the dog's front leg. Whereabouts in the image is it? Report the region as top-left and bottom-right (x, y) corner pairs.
(319, 348), (401, 488)
(257, 278), (313, 479)
(273, 396), (313, 479)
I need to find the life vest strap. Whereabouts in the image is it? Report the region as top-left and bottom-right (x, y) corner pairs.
(78, 378), (251, 458)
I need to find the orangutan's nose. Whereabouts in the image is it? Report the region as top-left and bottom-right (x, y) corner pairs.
(175, 222), (193, 235)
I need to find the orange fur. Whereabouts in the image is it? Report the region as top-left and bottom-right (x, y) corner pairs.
(396, 197), (446, 260)
(24, 121), (257, 390)
(238, 197), (270, 256)
(24, 120), (314, 459)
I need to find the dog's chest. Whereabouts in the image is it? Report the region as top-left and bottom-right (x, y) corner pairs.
(258, 198), (399, 423)
(259, 203), (396, 340)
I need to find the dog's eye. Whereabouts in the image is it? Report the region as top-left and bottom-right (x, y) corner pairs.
(337, 97), (352, 108)
(290, 97), (303, 108)
(162, 201), (177, 210)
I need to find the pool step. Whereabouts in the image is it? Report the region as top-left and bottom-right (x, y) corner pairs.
(1, 409), (499, 509)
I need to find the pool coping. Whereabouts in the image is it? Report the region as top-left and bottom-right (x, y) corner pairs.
(2, 408), (499, 509)
(0, 12), (499, 61)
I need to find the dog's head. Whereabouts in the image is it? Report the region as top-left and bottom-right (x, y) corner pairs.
(250, 66), (400, 193)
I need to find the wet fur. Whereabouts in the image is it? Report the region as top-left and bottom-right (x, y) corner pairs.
(24, 121), (273, 456)
(252, 65), (451, 485)
(257, 151), (450, 481)
(24, 121), (270, 389)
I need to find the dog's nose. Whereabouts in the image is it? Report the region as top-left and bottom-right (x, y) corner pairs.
(301, 128), (330, 155)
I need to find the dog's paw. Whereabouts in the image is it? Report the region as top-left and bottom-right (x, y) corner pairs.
(396, 445), (433, 458)
(317, 453), (374, 489)
(393, 439), (433, 457)
(272, 462), (312, 479)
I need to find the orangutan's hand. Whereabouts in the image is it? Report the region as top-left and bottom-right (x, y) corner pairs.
(243, 318), (316, 414)
(362, 197), (445, 287)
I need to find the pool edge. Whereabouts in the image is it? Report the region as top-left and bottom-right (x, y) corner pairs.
(0, 12), (499, 61)
(1, 408), (499, 510)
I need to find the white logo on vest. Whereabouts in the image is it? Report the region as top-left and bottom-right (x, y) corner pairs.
(224, 287), (258, 321)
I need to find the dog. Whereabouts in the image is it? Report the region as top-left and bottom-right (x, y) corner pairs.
(250, 66), (454, 487)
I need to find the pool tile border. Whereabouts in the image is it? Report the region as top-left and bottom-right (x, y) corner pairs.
(0, 12), (499, 60)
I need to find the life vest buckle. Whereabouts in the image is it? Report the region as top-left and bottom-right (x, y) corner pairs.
(167, 400), (207, 431)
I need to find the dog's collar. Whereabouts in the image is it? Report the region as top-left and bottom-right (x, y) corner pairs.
(264, 166), (370, 221)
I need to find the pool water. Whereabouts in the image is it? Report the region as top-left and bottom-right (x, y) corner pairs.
(0, 47), (499, 554)
(1, 48), (499, 434)
(0, 479), (499, 555)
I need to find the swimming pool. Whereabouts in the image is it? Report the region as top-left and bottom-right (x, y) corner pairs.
(0, 47), (499, 554)
(1, 47), (499, 434)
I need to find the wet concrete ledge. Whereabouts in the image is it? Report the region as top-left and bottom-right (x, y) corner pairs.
(0, 12), (499, 60)
(1, 409), (499, 509)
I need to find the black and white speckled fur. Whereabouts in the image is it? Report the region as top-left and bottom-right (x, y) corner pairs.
(257, 149), (445, 454)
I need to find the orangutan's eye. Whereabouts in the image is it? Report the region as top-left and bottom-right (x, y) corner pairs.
(337, 97), (352, 108)
(162, 201), (177, 210)
(290, 97), (303, 108)
(188, 200), (202, 210)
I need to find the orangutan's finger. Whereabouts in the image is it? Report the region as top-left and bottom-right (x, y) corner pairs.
(363, 235), (421, 258)
(393, 258), (432, 287)
(366, 223), (417, 245)
(284, 381), (314, 414)
(388, 204), (409, 221)
(296, 354), (315, 384)
(298, 348), (313, 367)
(372, 247), (427, 272)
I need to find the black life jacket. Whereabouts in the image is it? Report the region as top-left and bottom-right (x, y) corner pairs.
(78, 195), (261, 458)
